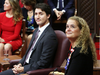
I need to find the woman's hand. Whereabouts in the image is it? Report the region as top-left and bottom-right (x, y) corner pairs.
(0, 37), (5, 42)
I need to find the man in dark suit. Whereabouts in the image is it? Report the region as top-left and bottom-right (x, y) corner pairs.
(0, 3), (58, 75)
(47, 0), (75, 20)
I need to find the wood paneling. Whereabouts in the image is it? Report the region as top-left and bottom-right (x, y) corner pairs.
(77, 0), (100, 38)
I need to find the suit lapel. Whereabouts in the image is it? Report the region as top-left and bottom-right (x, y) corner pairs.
(32, 25), (51, 52)
(25, 29), (38, 54)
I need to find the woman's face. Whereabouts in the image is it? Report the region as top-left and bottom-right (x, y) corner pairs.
(23, 4), (32, 11)
(65, 19), (81, 41)
(4, 0), (12, 11)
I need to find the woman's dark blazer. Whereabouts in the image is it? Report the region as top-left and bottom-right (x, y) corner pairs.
(65, 47), (93, 75)
(22, 7), (38, 28)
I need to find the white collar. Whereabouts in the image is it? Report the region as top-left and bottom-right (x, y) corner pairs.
(38, 23), (50, 32)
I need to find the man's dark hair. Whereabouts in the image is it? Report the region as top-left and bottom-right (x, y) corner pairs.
(34, 3), (51, 16)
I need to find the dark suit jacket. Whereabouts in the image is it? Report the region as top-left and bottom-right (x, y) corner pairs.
(47, 0), (75, 12)
(65, 47), (93, 75)
(22, 7), (38, 28)
(19, 25), (58, 72)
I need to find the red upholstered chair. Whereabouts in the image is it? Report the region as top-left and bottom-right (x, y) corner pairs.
(9, 30), (70, 75)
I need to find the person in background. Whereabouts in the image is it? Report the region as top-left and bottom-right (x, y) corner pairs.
(0, 3), (58, 75)
(0, 0), (5, 12)
(21, 0), (38, 49)
(0, 0), (23, 56)
(65, 16), (97, 75)
(37, 0), (45, 3)
(18, 0), (23, 8)
(47, 0), (75, 21)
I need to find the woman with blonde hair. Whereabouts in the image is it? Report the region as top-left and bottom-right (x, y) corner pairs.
(65, 16), (97, 75)
(0, 0), (23, 56)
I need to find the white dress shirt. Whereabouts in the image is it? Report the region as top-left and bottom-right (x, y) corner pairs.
(53, 0), (65, 13)
(57, 0), (64, 9)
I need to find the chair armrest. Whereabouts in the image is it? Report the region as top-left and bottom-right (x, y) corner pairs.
(9, 59), (21, 68)
(26, 67), (62, 75)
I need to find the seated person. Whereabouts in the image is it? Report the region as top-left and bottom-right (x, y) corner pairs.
(47, 0), (75, 21)
(0, 0), (23, 56)
(65, 16), (97, 75)
(21, 0), (38, 48)
(0, 3), (58, 75)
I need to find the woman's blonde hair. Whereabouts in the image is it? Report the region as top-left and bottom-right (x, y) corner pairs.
(9, 0), (23, 24)
(68, 16), (97, 66)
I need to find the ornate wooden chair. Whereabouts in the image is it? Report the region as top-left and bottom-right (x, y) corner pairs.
(12, 19), (26, 57)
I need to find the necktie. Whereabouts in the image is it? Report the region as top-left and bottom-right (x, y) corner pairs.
(24, 30), (40, 64)
(65, 48), (74, 70)
(59, 0), (62, 10)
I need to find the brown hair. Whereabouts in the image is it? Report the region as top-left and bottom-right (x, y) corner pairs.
(9, 0), (23, 24)
(21, 0), (36, 9)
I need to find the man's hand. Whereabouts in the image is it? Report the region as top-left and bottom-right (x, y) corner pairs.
(59, 11), (64, 17)
(54, 10), (61, 19)
(12, 67), (24, 74)
(57, 11), (64, 20)
(13, 63), (22, 68)
(16, 67), (24, 73)
(54, 10), (64, 20)
(12, 63), (24, 74)
(12, 67), (18, 74)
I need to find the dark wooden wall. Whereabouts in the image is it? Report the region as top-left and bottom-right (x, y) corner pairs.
(77, 0), (100, 34)
(77, 0), (100, 41)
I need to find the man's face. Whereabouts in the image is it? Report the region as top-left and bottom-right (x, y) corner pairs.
(34, 8), (50, 28)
